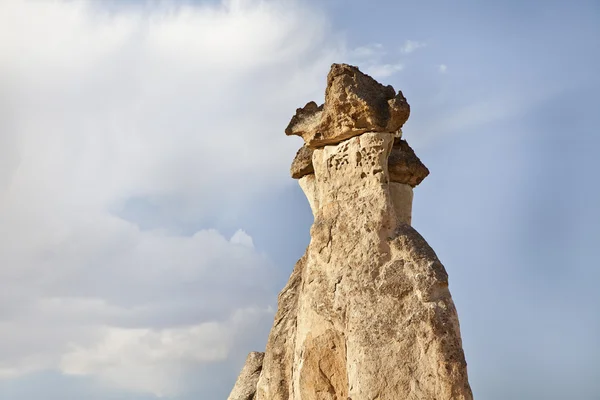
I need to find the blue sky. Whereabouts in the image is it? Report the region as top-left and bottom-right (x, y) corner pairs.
(0, 0), (599, 399)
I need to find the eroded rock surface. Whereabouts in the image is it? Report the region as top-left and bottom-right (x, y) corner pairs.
(254, 255), (306, 400)
(389, 139), (430, 187)
(290, 145), (314, 179)
(253, 132), (471, 400)
(228, 352), (265, 400)
(290, 135), (428, 189)
(298, 174), (318, 216)
(229, 64), (472, 400)
(390, 182), (413, 225)
(286, 64), (410, 148)
(285, 102), (323, 140)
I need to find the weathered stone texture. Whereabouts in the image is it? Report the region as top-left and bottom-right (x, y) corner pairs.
(298, 174), (318, 216)
(390, 182), (413, 225)
(290, 137), (429, 189)
(229, 64), (471, 400)
(286, 64), (410, 148)
(285, 102), (323, 140)
(389, 139), (430, 187)
(254, 256), (306, 400)
(254, 132), (472, 400)
(227, 352), (265, 400)
(290, 145), (314, 179)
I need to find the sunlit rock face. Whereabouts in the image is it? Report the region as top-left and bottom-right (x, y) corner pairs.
(229, 64), (472, 400)
(285, 64), (410, 149)
(228, 352), (264, 400)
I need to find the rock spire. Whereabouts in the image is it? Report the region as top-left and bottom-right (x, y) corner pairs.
(228, 64), (472, 400)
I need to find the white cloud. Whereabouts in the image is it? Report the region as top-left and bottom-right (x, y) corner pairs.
(350, 43), (385, 59)
(0, 225), (277, 392)
(364, 63), (404, 78)
(60, 307), (272, 397)
(439, 64), (448, 73)
(348, 42), (411, 79)
(0, 0), (341, 396)
(230, 229), (255, 248)
(400, 39), (427, 54)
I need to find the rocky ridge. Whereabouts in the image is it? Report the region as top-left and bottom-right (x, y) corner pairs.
(229, 64), (472, 400)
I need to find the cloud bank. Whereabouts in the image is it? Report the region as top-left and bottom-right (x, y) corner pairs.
(0, 0), (341, 396)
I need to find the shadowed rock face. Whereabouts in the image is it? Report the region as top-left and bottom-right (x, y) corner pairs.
(285, 102), (323, 143)
(286, 64), (410, 148)
(388, 139), (430, 187)
(229, 64), (472, 400)
(290, 145), (314, 179)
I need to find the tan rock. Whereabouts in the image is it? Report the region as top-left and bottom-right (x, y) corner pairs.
(389, 139), (430, 187)
(298, 174), (319, 216)
(285, 102), (323, 140)
(290, 145), (314, 179)
(254, 255), (306, 400)
(286, 64), (410, 148)
(253, 132), (472, 399)
(390, 182), (413, 225)
(227, 352), (264, 400)
(291, 137), (429, 187)
(231, 67), (472, 400)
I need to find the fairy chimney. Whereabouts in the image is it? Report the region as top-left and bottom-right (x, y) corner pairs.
(228, 64), (472, 400)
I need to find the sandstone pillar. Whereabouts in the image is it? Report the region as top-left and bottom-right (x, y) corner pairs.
(229, 64), (473, 400)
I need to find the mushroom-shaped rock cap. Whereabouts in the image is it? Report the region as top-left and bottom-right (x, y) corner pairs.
(285, 63), (410, 148)
(389, 139), (430, 187)
(290, 145), (314, 179)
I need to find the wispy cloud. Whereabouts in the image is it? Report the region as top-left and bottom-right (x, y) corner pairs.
(401, 39), (427, 54)
(350, 43), (385, 59)
(438, 64), (448, 73)
(409, 84), (565, 149)
(364, 63), (404, 78)
(348, 43), (404, 78)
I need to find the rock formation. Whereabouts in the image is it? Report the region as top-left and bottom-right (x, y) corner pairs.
(285, 64), (410, 148)
(229, 64), (472, 400)
(228, 352), (265, 400)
